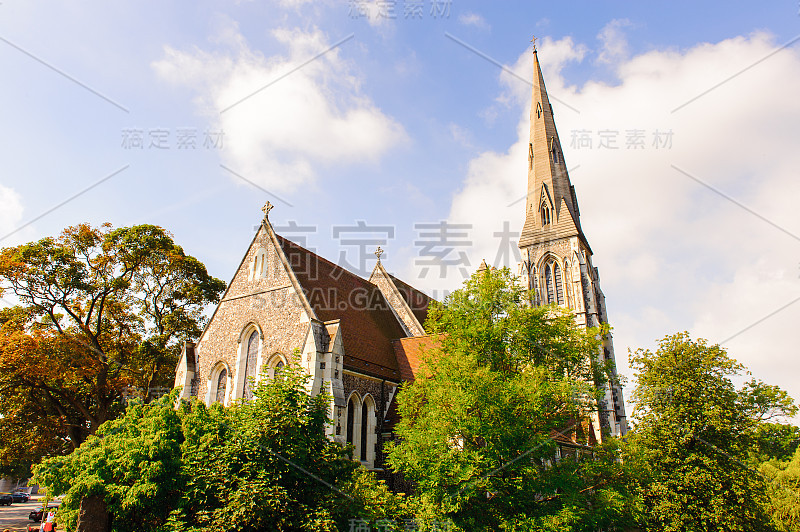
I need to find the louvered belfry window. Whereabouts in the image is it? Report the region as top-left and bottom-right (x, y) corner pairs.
(243, 331), (259, 400)
(553, 263), (564, 305)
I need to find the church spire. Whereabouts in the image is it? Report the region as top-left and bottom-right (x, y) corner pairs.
(519, 49), (587, 251)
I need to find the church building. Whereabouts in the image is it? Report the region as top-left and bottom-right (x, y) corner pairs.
(174, 46), (627, 470)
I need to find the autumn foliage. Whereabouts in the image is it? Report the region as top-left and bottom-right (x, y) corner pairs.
(0, 223), (225, 471)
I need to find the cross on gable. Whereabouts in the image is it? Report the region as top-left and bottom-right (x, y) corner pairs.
(374, 246), (384, 262)
(261, 201), (273, 218)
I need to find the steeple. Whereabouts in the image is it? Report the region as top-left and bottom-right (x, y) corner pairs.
(519, 49), (588, 251)
(516, 47), (627, 439)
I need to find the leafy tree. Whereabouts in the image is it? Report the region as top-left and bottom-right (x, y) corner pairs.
(760, 447), (800, 532)
(749, 423), (800, 464)
(0, 223), (225, 467)
(34, 393), (185, 532)
(36, 365), (408, 532)
(387, 268), (633, 531)
(169, 365), (381, 531)
(625, 333), (796, 531)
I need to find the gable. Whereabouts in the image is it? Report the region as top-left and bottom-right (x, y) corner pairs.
(388, 274), (432, 330)
(224, 223), (297, 301)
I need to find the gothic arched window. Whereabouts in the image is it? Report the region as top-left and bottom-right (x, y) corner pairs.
(242, 331), (259, 400)
(215, 368), (227, 404)
(360, 401), (369, 462)
(251, 248), (268, 280)
(346, 394), (358, 446)
(541, 203), (551, 226)
(545, 264), (554, 303)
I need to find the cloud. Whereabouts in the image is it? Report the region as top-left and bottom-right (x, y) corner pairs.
(458, 12), (489, 30)
(0, 185), (24, 245)
(596, 18), (632, 65)
(152, 22), (406, 194)
(424, 31), (800, 415)
(344, 0), (401, 28)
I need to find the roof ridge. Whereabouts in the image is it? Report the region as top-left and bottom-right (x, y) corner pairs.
(275, 233), (378, 288)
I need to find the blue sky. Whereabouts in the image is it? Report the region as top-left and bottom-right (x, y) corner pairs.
(1, 0), (799, 420)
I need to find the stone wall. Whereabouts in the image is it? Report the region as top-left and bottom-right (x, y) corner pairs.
(194, 224), (311, 404)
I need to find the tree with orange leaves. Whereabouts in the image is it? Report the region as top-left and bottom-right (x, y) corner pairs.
(0, 223), (225, 471)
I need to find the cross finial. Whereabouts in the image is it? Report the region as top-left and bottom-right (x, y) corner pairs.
(261, 201), (273, 218)
(531, 35), (537, 51)
(374, 246), (384, 262)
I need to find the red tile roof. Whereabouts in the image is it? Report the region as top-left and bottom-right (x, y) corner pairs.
(391, 335), (442, 382)
(277, 235), (409, 381)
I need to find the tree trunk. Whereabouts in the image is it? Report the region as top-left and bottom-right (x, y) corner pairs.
(76, 495), (110, 532)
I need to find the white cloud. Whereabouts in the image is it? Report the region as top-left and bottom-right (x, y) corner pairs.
(596, 18), (632, 65)
(0, 185), (24, 245)
(458, 12), (489, 30)
(429, 31), (800, 414)
(153, 22), (406, 194)
(345, 0), (401, 28)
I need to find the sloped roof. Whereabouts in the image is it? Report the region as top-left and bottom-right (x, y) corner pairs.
(388, 274), (433, 329)
(391, 335), (441, 382)
(276, 235), (408, 381)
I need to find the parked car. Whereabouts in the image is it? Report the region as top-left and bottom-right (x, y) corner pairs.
(29, 504), (59, 522)
(11, 491), (29, 502)
(0, 493), (12, 506)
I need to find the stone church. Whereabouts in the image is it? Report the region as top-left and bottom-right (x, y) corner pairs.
(174, 48), (627, 470)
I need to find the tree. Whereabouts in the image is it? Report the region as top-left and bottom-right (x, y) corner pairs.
(749, 422), (800, 464)
(625, 333), (796, 531)
(170, 365), (368, 531)
(0, 223), (225, 467)
(760, 447), (800, 532)
(35, 365), (408, 532)
(386, 268), (633, 531)
(34, 393), (185, 532)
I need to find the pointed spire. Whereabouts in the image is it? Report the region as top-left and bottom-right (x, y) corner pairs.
(519, 49), (587, 249)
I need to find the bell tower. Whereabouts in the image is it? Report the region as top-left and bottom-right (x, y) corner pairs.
(518, 45), (628, 438)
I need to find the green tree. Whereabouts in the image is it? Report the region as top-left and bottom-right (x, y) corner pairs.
(626, 333), (796, 531)
(35, 393), (185, 532)
(760, 447), (800, 532)
(387, 268), (633, 531)
(749, 422), (800, 464)
(169, 365), (397, 531)
(0, 223), (225, 467)
(36, 365), (408, 532)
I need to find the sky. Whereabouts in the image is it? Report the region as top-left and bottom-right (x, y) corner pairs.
(1, 0), (799, 422)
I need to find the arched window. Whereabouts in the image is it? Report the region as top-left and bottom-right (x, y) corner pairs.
(553, 263), (564, 306)
(545, 263), (554, 303)
(215, 368), (227, 404)
(242, 331), (259, 400)
(265, 353), (286, 380)
(541, 203), (551, 226)
(346, 394), (359, 446)
(360, 401), (369, 461)
(250, 248), (268, 280)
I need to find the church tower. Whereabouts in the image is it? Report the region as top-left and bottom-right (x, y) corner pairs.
(518, 46), (628, 439)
